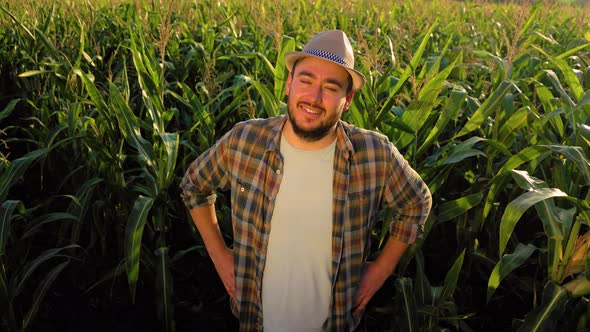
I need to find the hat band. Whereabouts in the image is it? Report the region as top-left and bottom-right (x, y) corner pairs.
(304, 49), (351, 68)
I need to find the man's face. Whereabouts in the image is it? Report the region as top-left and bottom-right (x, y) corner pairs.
(285, 57), (354, 142)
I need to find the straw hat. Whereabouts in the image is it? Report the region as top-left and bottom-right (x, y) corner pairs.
(285, 30), (366, 91)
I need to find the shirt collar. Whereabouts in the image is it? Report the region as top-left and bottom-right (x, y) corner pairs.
(265, 115), (287, 152)
(334, 120), (355, 160)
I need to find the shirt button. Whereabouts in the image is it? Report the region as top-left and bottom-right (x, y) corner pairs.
(240, 187), (245, 192)
(268, 196), (273, 200)
(276, 169), (281, 174)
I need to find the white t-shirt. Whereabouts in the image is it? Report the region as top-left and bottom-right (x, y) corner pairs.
(262, 135), (336, 331)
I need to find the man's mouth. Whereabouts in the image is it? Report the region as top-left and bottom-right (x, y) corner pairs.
(300, 103), (323, 115)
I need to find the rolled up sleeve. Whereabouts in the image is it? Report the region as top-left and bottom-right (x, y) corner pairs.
(384, 147), (432, 244)
(180, 131), (232, 209)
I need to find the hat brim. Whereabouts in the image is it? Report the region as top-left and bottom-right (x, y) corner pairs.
(285, 51), (366, 92)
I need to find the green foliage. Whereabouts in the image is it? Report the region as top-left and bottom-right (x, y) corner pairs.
(0, 0), (589, 330)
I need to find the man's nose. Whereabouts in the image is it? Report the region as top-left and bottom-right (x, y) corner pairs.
(309, 84), (323, 103)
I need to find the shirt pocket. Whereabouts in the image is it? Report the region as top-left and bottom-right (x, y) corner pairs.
(347, 186), (380, 224)
(346, 186), (382, 253)
(230, 177), (266, 242)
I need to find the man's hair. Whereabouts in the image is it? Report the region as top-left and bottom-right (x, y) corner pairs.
(291, 58), (354, 94)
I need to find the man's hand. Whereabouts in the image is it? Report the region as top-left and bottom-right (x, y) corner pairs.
(353, 261), (391, 316)
(353, 238), (410, 316)
(211, 247), (235, 300)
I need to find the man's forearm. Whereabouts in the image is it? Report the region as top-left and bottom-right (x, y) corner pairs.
(374, 237), (410, 275)
(190, 204), (236, 298)
(190, 204), (229, 262)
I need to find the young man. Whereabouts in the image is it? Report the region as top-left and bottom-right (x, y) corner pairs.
(180, 30), (432, 331)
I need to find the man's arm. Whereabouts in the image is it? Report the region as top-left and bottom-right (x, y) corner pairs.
(353, 142), (432, 315)
(353, 237), (409, 315)
(180, 129), (235, 299)
(190, 204), (235, 300)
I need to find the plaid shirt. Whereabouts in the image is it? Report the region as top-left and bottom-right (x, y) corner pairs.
(180, 115), (432, 331)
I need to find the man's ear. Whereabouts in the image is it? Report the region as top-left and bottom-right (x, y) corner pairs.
(344, 91), (355, 111)
(285, 71), (293, 96)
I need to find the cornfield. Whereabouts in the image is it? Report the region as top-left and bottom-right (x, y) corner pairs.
(1, 0), (589, 331)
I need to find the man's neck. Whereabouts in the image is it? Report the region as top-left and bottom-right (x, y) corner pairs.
(281, 121), (337, 151)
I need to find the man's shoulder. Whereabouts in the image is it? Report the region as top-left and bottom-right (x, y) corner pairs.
(225, 116), (284, 149)
(340, 121), (390, 146)
(339, 121), (401, 165)
(233, 115), (284, 133)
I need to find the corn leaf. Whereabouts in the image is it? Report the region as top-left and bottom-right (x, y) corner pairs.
(375, 18), (440, 125)
(395, 49), (462, 149)
(67, 177), (104, 242)
(472, 50), (507, 81)
(517, 282), (567, 332)
(440, 249), (465, 304)
(499, 184), (568, 258)
(576, 90), (590, 112)
(0, 148), (48, 203)
(155, 247), (175, 332)
(207, 81), (256, 122)
(416, 90), (467, 157)
(0, 98), (20, 123)
(487, 243), (537, 301)
(21, 212), (79, 240)
(438, 192), (483, 222)
(157, 132), (179, 190)
(454, 80), (515, 139)
(274, 35), (295, 101)
(14, 244), (80, 296)
(414, 252), (433, 305)
(218, 52), (275, 78)
(108, 82), (157, 173)
(396, 277), (418, 332)
(21, 260), (69, 330)
(545, 145), (590, 185)
(18, 69), (49, 78)
(0, 258), (16, 331)
(74, 69), (117, 135)
(512, 170), (573, 241)
(250, 78), (281, 118)
(538, 48), (588, 103)
(171, 82), (216, 149)
(0, 200), (23, 255)
(544, 69), (576, 110)
(85, 259), (126, 293)
(498, 106), (530, 145)
(442, 137), (488, 165)
(125, 195), (154, 303)
(0, 4), (35, 39)
(484, 146), (552, 219)
(485, 145), (590, 221)
(128, 31), (167, 134)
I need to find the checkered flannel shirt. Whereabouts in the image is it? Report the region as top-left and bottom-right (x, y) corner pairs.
(180, 115), (432, 331)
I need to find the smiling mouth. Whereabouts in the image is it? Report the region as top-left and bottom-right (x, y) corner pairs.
(300, 103), (323, 115)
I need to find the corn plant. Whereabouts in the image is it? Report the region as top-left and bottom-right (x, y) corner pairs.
(1, 0), (590, 331)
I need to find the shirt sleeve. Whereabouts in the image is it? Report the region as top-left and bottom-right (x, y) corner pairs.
(383, 143), (432, 244)
(179, 130), (233, 209)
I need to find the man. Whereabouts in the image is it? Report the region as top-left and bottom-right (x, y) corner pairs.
(180, 30), (432, 331)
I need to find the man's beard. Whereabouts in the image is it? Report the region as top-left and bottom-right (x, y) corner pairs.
(286, 95), (339, 142)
